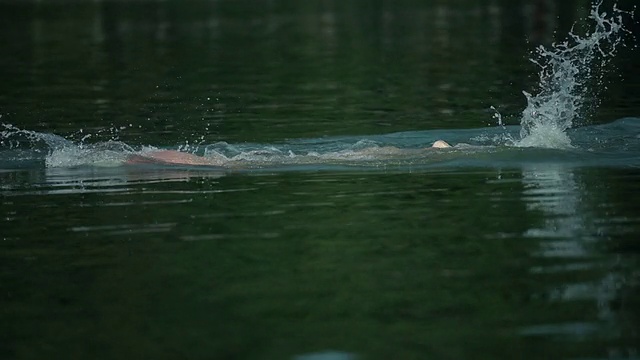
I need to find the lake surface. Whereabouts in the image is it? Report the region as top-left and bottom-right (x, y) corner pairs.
(2, 0), (640, 359)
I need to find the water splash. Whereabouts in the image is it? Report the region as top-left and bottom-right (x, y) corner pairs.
(516, 1), (632, 148)
(1, 122), (73, 151)
(45, 140), (135, 168)
(1, 123), (135, 167)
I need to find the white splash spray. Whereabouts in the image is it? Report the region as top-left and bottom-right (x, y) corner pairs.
(1, 122), (73, 151)
(516, 1), (631, 148)
(1, 123), (136, 167)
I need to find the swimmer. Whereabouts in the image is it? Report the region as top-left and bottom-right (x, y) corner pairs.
(126, 140), (452, 166)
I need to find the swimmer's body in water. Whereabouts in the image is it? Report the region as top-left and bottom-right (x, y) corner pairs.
(127, 140), (452, 166)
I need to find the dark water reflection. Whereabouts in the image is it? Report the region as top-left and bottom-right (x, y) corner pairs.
(2, 166), (640, 359)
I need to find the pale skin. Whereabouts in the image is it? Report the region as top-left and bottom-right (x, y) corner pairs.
(126, 140), (452, 166)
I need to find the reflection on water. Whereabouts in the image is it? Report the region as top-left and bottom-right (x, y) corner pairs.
(1, 163), (640, 358)
(523, 165), (588, 251)
(521, 164), (638, 355)
(2, 81), (640, 360)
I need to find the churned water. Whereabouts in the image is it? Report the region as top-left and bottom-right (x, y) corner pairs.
(1, 0), (640, 359)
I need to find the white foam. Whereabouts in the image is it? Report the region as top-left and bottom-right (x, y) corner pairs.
(46, 146), (130, 168)
(515, 123), (573, 149)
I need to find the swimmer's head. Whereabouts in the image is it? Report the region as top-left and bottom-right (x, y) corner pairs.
(432, 140), (451, 148)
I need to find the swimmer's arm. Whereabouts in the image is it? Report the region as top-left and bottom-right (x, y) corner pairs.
(127, 150), (216, 166)
(126, 140), (452, 166)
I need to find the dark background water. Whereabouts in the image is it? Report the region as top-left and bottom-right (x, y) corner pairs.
(1, 0), (640, 359)
(1, 0), (639, 143)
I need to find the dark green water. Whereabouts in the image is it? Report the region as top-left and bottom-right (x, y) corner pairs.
(2, 0), (640, 359)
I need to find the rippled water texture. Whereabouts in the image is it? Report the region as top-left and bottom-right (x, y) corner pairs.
(1, 0), (640, 359)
